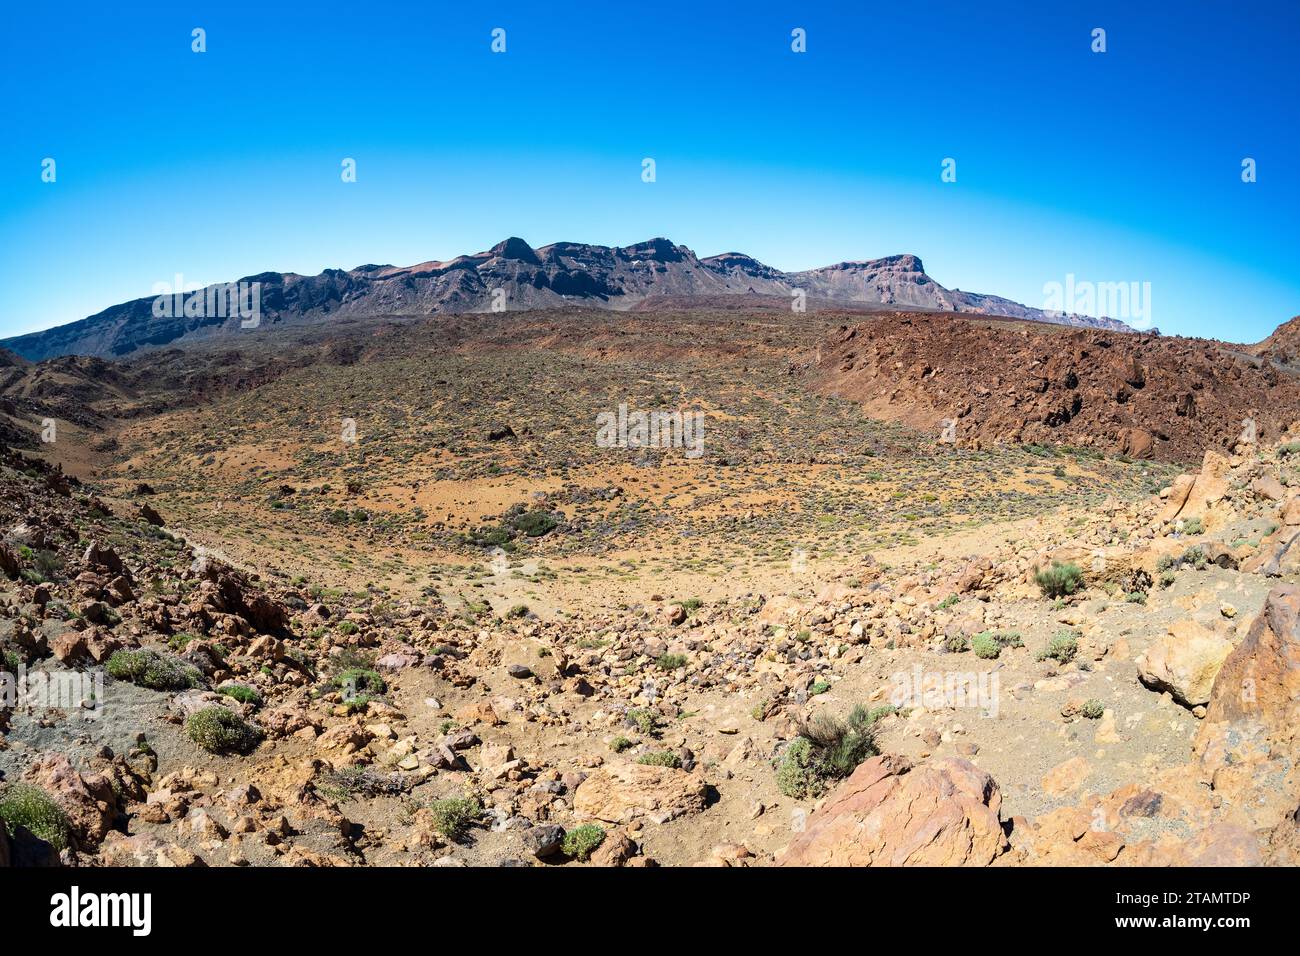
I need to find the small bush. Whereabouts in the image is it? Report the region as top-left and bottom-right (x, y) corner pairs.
(636, 750), (682, 768)
(625, 708), (660, 737)
(185, 706), (262, 755)
(106, 648), (199, 691)
(1081, 699), (1105, 719)
(426, 795), (482, 841)
(513, 510), (558, 538)
(609, 735), (633, 753)
(562, 823), (606, 861)
(971, 632), (1001, 659)
(655, 653), (687, 671)
(332, 668), (387, 697)
(217, 683), (262, 706)
(1182, 516), (1204, 536)
(809, 678), (831, 695)
(775, 705), (883, 800)
(936, 594), (959, 610)
(0, 783), (72, 851)
(943, 633), (969, 653)
(1034, 561), (1085, 598)
(1037, 630), (1080, 664)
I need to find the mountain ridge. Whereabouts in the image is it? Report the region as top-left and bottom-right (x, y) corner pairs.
(1, 237), (1144, 361)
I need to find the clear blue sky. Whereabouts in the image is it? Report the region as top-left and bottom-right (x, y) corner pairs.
(1, 1), (1296, 341)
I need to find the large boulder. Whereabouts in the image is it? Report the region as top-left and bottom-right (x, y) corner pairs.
(1197, 584), (1300, 744)
(1159, 450), (1231, 524)
(1136, 621), (1234, 707)
(572, 761), (708, 824)
(23, 753), (119, 850)
(779, 755), (1008, 867)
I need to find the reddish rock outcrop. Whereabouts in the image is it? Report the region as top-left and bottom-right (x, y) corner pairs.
(779, 755), (1008, 867)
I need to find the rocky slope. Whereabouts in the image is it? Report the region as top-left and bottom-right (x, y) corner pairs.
(810, 312), (1300, 463)
(4, 422), (1300, 867)
(1, 239), (1136, 361)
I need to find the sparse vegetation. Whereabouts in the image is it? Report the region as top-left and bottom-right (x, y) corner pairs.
(106, 648), (199, 691)
(562, 823), (606, 861)
(0, 783), (72, 851)
(776, 705), (884, 800)
(1037, 630), (1080, 664)
(426, 795), (483, 841)
(185, 706), (263, 754)
(1034, 561), (1085, 598)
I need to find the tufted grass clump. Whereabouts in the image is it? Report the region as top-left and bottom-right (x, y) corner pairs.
(106, 648), (200, 691)
(775, 704), (884, 800)
(186, 706), (263, 755)
(1034, 561), (1085, 598)
(0, 783), (72, 851)
(562, 823), (605, 861)
(426, 795), (482, 841)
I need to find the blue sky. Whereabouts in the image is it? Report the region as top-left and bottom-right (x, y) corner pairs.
(1, 1), (1296, 341)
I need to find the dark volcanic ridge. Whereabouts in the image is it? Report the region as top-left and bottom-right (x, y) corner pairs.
(2, 237), (1140, 362)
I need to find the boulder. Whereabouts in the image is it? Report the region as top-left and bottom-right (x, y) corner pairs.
(1160, 450), (1230, 524)
(572, 761), (708, 824)
(23, 753), (118, 850)
(1136, 620), (1233, 708)
(1197, 584), (1300, 741)
(779, 755), (1008, 867)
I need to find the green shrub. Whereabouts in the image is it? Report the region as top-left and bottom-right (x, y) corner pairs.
(1182, 516), (1204, 536)
(1081, 699), (1105, 719)
(106, 648), (199, 691)
(1034, 561), (1085, 598)
(635, 750), (682, 768)
(609, 735), (633, 753)
(1037, 630), (1080, 664)
(507, 604), (530, 619)
(971, 632), (1001, 659)
(332, 668), (386, 697)
(775, 705), (883, 800)
(943, 632), (969, 653)
(562, 823), (605, 861)
(936, 594), (959, 610)
(625, 708), (660, 737)
(217, 683), (262, 706)
(336, 620), (360, 635)
(185, 706), (263, 754)
(427, 796), (482, 841)
(512, 510), (558, 538)
(809, 679), (831, 695)
(655, 653), (687, 671)
(0, 783), (72, 851)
